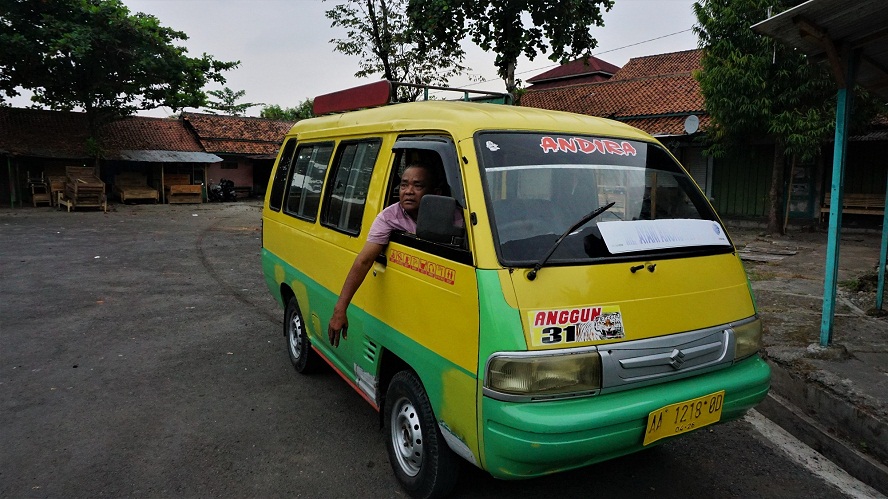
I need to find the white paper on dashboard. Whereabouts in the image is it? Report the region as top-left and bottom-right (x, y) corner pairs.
(597, 219), (731, 254)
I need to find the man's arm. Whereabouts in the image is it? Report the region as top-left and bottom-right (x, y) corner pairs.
(327, 241), (385, 347)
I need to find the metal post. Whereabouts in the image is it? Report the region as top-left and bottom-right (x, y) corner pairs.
(877, 174), (888, 309)
(820, 61), (855, 346)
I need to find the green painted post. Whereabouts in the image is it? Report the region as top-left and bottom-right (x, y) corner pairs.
(877, 175), (888, 310)
(820, 68), (854, 346)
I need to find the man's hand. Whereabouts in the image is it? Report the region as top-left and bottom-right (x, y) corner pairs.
(327, 308), (348, 347)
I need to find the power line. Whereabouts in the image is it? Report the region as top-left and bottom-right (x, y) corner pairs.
(445, 28), (695, 90)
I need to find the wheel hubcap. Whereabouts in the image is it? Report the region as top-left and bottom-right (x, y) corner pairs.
(390, 397), (423, 476)
(288, 313), (303, 360)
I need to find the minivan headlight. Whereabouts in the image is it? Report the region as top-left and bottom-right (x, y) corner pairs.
(486, 351), (601, 400)
(733, 317), (763, 360)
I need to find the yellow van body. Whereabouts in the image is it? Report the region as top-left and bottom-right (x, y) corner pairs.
(261, 101), (770, 492)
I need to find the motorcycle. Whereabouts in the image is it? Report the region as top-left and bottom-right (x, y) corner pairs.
(208, 178), (237, 202)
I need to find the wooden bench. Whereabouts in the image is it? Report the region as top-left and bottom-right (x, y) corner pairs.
(163, 174), (202, 204)
(820, 192), (885, 221)
(114, 172), (158, 203)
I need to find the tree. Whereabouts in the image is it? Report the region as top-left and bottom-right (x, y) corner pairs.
(406, 0), (614, 95)
(203, 87), (263, 116)
(693, 0), (839, 233)
(0, 0), (238, 132)
(260, 100), (314, 121)
(325, 0), (470, 100)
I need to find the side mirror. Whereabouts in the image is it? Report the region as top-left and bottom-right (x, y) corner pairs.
(416, 195), (464, 244)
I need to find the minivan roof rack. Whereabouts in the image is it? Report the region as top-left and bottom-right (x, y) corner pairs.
(312, 80), (512, 116)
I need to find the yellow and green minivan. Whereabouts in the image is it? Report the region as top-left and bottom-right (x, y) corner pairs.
(261, 82), (770, 498)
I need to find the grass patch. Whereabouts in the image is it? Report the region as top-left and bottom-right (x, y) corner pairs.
(840, 272), (879, 292)
(747, 269), (779, 281)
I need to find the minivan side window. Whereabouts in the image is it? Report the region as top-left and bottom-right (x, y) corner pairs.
(284, 142), (334, 221)
(386, 145), (472, 265)
(321, 140), (381, 235)
(268, 138), (297, 211)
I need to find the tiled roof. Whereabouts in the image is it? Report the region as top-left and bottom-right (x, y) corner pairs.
(0, 108), (91, 158)
(521, 49), (707, 136)
(182, 112), (294, 156)
(526, 56), (620, 85)
(0, 108), (204, 159)
(102, 116), (204, 152)
(610, 49), (702, 81)
(0, 107), (295, 160)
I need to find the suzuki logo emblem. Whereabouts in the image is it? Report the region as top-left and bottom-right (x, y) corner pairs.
(669, 349), (686, 370)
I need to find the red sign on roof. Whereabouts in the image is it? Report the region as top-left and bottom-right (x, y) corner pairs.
(313, 80), (393, 115)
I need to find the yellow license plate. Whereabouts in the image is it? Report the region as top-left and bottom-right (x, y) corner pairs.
(643, 390), (725, 446)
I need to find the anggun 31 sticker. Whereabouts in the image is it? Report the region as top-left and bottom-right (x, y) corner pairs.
(528, 306), (625, 346)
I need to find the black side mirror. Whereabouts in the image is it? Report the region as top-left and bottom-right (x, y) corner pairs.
(416, 195), (463, 244)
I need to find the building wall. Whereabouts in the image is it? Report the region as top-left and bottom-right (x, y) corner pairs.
(711, 144), (774, 218)
(207, 159), (253, 190)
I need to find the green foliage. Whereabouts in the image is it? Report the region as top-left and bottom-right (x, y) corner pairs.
(0, 0), (238, 127)
(406, 0), (614, 93)
(204, 87), (263, 116)
(325, 0), (469, 101)
(693, 0), (841, 233)
(692, 0), (835, 162)
(260, 100), (314, 121)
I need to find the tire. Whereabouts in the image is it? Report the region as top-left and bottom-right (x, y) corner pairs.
(284, 296), (319, 374)
(384, 371), (458, 498)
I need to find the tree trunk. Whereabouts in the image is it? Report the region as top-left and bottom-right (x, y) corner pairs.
(767, 139), (787, 234)
(504, 60), (517, 95)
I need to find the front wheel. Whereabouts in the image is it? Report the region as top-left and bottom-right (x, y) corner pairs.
(384, 371), (458, 498)
(284, 296), (319, 374)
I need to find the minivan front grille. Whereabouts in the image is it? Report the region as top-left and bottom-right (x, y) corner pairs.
(598, 323), (737, 393)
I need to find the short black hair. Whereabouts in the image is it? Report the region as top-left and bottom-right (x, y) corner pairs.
(404, 163), (444, 190)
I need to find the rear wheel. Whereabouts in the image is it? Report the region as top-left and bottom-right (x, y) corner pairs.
(284, 296), (319, 373)
(384, 371), (458, 498)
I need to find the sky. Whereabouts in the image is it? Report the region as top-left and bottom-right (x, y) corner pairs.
(8, 0), (702, 117)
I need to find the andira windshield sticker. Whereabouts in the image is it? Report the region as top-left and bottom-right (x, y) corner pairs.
(528, 305), (625, 346)
(540, 136), (638, 157)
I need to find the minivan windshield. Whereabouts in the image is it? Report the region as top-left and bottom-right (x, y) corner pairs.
(476, 132), (732, 266)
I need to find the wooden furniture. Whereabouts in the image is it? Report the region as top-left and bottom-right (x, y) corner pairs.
(113, 172), (158, 203)
(820, 192), (885, 222)
(163, 174), (202, 204)
(48, 176), (66, 207)
(59, 166), (106, 212)
(28, 173), (51, 207)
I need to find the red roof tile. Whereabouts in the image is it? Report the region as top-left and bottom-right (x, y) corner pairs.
(182, 112), (294, 155)
(610, 49), (702, 81)
(0, 108), (204, 158)
(520, 49), (707, 136)
(102, 116), (204, 152)
(0, 108), (91, 158)
(526, 56), (620, 85)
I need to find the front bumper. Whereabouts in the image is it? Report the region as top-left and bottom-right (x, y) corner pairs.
(480, 355), (770, 478)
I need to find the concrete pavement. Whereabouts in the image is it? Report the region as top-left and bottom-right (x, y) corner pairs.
(729, 222), (888, 496)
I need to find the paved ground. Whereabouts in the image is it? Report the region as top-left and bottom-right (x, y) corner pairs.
(727, 222), (888, 495)
(0, 201), (881, 498)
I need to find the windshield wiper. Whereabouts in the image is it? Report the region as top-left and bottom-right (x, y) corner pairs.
(526, 201), (615, 281)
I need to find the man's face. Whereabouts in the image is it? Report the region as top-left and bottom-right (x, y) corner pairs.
(399, 166), (434, 219)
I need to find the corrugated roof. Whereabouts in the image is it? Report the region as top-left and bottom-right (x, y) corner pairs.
(118, 150), (223, 163)
(752, 0), (888, 100)
(182, 112), (294, 155)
